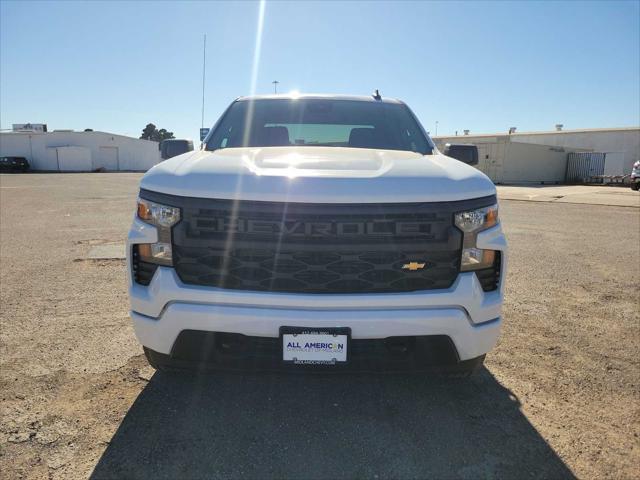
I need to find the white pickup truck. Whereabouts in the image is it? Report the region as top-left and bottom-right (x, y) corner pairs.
(127, 93), (507, 375)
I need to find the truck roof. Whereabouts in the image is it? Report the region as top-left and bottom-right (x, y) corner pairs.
(236, 93), (405, 104)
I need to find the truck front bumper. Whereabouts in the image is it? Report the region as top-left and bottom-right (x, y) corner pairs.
(128, 220), (507, 367)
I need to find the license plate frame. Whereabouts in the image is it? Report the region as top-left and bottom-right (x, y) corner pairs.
(280, 326), (351, 366)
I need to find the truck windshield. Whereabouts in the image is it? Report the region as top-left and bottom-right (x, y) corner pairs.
(205, 99), (433, 154)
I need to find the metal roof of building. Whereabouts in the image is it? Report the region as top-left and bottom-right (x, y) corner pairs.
(0, 130), (159, 142)
(434, 126), (639, 139)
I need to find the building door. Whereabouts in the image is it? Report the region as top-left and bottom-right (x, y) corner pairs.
(491, 140), (506, 183)
(566, 152), (605, 182)
(476, 143), (492, 177)
(96, 146), (119, 171)
(472, 140), (505, 183)
(45, 147), (59, 171)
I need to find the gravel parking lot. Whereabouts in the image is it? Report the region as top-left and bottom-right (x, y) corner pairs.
(1, 173), (639, 479)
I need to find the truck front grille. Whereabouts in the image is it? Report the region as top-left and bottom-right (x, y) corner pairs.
(140, 190), (497, 294)
(173, 246), (461, 293)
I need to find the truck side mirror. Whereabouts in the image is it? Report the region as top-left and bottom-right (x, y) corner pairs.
(443, 144), (479, 166)
(160, 139), (194, 160)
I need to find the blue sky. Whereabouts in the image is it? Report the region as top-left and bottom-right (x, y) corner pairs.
(1, 0), (639, 140)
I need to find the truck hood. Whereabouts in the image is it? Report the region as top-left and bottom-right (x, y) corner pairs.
(140, 147), (495, 203)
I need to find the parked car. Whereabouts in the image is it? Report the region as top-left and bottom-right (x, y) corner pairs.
(127, 93), (507, 376)
(0, 156), (30, 172)
(631, 160), (640, 190)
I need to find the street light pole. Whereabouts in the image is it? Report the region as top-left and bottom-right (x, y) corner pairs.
(201, 34), (206, 132)
(272, 80), (279, 94)
(200, 34), (207, 148)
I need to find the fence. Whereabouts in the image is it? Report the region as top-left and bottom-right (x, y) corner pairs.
(566, 152), (605, 183)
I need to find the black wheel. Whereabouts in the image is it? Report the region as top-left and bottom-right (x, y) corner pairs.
(439, 354), (485, 378)
(631, 182), (640, 191)
(143, 346), (181, 372)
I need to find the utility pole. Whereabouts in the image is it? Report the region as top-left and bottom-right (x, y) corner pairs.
(435, 120), (439, 136)
(272, 80), (279, 94)
(200, 34), (207, 141)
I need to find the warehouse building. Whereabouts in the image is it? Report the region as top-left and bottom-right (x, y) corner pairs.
(0, 129), (162, 171)
(434, 127), (640, 184)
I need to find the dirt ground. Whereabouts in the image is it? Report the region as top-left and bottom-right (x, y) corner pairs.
(1, 173), (638, 479)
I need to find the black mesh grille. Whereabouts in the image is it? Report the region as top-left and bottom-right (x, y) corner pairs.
(140, 190), (497, 294)
(173, 246), (461, 293)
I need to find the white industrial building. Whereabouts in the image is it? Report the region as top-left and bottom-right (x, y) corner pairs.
(434, 127), (640, 184)
(0, 130), (162, 171)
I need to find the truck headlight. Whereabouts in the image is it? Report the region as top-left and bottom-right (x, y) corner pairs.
(455, 204), (499, 271)
(137, 198), (181, 228)
(136, 198), (180, 266)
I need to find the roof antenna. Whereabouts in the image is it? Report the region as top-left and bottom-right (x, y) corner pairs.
(372, 89), (382, 100)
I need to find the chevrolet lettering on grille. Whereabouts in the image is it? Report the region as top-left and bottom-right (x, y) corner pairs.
(194, 218), (433, 237)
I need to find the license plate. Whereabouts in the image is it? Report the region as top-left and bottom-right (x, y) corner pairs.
(280, 327), (350, 365)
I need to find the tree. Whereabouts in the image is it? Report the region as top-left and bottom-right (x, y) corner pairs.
(140, 123), (156, 140)
(140, 123), (175, 142)
(157, 128), (173, 141)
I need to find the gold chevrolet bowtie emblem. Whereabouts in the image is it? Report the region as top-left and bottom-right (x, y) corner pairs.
(402, 262), (426, 271)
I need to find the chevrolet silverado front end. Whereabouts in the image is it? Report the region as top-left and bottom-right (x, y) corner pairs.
(127, 94), (507, 375)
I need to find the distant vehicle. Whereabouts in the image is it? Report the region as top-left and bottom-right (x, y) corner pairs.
(631, 161), (640, 191)
(128, 93), (507, 376)
(0, 156), (30, 172)
(160, 139), (194, 160)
